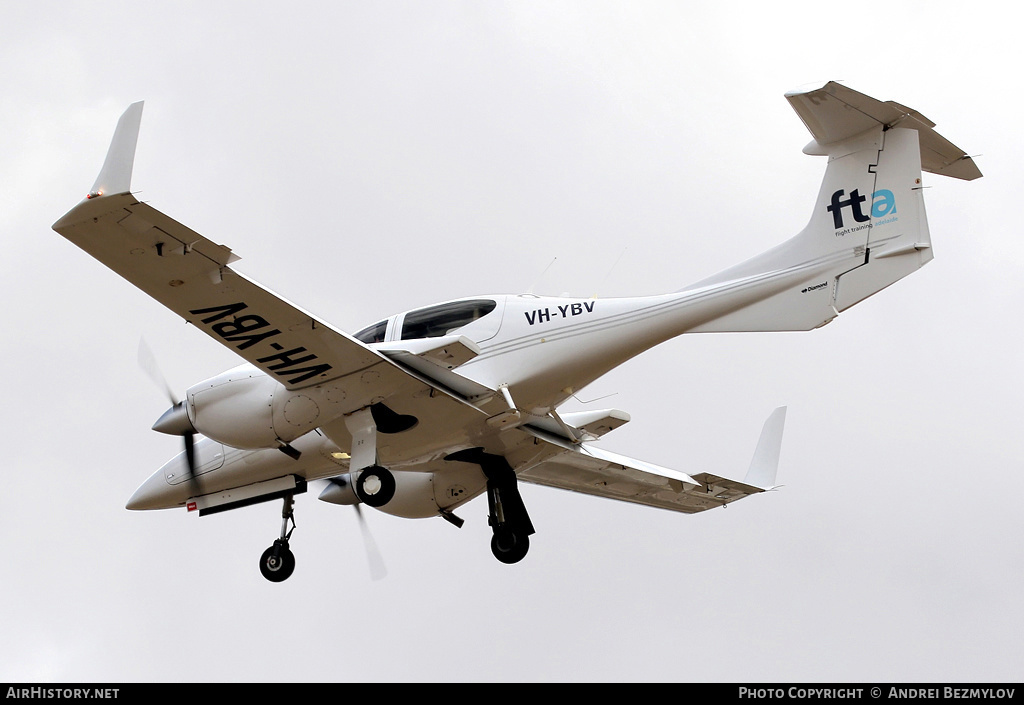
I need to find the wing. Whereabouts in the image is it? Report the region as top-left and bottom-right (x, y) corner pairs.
(52, 103), (422, 397)
(517, 407), (786, 514)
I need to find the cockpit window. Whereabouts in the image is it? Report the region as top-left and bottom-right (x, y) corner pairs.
(354, 320), (388, 344)
(401, 299), (497, 340)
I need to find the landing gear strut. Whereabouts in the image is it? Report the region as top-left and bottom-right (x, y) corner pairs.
(447, 449), (535, 564)
(346, 407), (398, 509)
(486, 467), (533, 564)
(260, 493), (297, 582)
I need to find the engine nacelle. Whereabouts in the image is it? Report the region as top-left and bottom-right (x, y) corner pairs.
(186, 364), (330, 449)
(319, 466), (486, 519)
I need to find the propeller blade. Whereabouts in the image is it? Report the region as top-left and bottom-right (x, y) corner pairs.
(183, 430), (200, 498)
(183, 430), (197, 475)
(137, 338), (176, 405)
(138, 339), (201, 496)
(353, 504), (388, 581)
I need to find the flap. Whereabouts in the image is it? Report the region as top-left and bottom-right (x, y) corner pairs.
(379, 335), (494, 401)
(516, 440), (754, 515)
(379, 334), (481, 369)
(515, 407), (785, 514)
(523, 408), (630, 441)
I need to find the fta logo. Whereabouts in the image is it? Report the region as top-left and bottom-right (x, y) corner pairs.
(826, 188), (896, 229)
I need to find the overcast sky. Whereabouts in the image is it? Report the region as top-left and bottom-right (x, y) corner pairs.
(2, 1), (1020, 683)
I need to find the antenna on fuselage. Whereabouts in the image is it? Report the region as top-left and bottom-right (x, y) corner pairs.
(526, 256), (558, 295)
(590, 246), (628, 299)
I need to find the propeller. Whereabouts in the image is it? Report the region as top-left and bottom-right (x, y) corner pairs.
(318, 477), (388, 580)
(353, 503), (388, 581)
(138, 339), (199, 490)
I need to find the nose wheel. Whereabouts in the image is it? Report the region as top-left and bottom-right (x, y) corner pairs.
(260, 493), (297, 582)
(260, 539), (295, 582)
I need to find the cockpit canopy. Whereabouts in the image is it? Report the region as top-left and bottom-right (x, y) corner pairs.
(400, 299), (496, 339)
(354, 298), (501, 345)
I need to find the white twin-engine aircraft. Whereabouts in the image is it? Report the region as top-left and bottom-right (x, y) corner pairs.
(54, 82), (980, 582)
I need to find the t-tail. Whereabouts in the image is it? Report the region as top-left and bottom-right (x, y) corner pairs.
(683, 81), (981, 333)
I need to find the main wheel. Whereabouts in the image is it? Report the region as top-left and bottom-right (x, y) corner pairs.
(491, 529), (530, 564)
(356, 465), (396, 507)
(260, 540), (296, 582)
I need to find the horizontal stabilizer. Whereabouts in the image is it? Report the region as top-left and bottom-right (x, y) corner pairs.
(786, 81), (981, 180)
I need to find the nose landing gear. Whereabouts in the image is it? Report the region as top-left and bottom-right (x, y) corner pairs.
(260, 493), (297, 582)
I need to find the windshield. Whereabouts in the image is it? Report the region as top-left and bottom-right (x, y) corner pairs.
(353, 320), (387, 344)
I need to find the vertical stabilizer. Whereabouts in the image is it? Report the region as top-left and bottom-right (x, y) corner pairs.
(684, 82), (979, 333)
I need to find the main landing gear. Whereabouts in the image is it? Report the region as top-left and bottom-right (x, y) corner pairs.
(260, 493), (297, 582)
(447, 449), (535, 565)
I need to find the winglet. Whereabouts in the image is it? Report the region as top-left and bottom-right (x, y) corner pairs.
(87, 101), (144, 199)
(743, 407), (787, 489)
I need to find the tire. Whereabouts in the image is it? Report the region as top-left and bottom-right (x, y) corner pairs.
(260, 541), (296, 582)
(490, 530), (530, 564)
